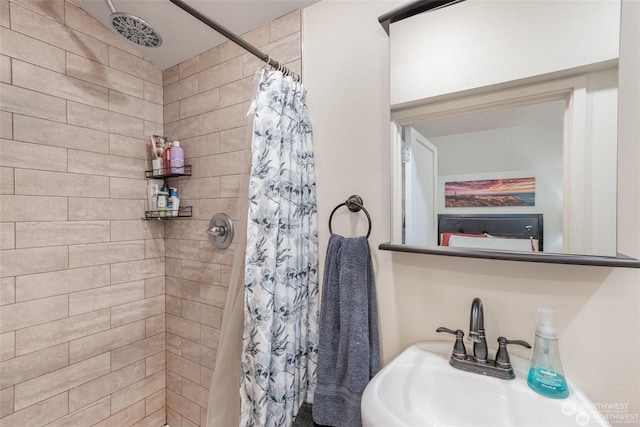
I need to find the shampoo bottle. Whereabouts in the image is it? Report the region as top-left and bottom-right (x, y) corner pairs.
(527, 306), (569, 399)
(171, 140), (184, 174)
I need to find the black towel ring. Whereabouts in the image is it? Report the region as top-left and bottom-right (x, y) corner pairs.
(328, 195), (372, 238)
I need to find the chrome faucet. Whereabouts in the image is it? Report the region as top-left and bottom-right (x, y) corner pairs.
(437, 297), (531, 380)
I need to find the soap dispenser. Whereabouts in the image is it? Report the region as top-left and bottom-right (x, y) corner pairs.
(527, 306), (569, 399)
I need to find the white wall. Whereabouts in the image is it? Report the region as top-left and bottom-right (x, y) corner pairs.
(390, 0), (621, 105)
(304, 0), (640, 421)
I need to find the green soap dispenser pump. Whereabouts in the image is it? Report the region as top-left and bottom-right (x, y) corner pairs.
(527, 306), (569, 399)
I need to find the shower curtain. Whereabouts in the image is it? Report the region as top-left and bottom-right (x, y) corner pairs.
(240, 69), (319, 427)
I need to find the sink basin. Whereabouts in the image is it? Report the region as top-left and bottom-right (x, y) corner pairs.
(362, 342), (609, 427)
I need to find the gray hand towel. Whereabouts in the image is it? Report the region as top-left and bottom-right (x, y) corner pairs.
(312, 234), (380, 427)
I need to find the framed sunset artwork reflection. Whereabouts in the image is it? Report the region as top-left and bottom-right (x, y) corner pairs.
(444, 177), (536, 207)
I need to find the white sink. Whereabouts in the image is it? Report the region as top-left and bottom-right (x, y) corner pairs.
(362, 342), (609, 427)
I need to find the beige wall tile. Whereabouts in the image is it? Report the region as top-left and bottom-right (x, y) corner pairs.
(110, 177), (147, 200)
(14, 352), (110, 410)
(145, 276), (165, 299)
(200, 284), (227, 310)
(111, 220), (163, 243)
(111, 258), (165, 285)
(0, 277), (14, 306)
(163, 64), (180, 86)
(0, 111), (11, 139)
(164, 74), (199, 105)
(92, 399), (145, 427)
(181, 133), (220, 158)
(67, 101), (144, 139)
(166, 314), (201, 344)
(0, 27), (65, 73)
(179, 52), (205, 79)
(143, 80), (163, 104)
(0, 386), (13, 418)
(180, 260), (219, 286)
(110, 134), (148, 160)
(111, 333), (165, 371)
(109, 47), (162, 86)
(166, 334), (181, 356)
(69, 198), (144, 221)
(166, 239), (200, 262)
(166, 352), (200, 387)
(0, 0), (8, 28)
(199, 150), (246, 177)
(13, 114), (109, 154)
(0, 54), (10, 84)
(164, 116), (199, 141)
(144, 120), (163, 140)
(0, 332), (14, 362)
(200, 325), (220, 350)
(64, 1), (142, 58)
(110, 295), (165, 328)
(109, 91), (163, 124)
(198, 57), (243, 92)
(69, 241), (145, 269)
(266, 32), (302, 65)
(164, 101), (180, 124)
(145, 350), (165, 376)
(220, 125), (251, 153)
(167, 389), (200, 425)
(182, 300), (221, 329)
(67, 52), (144, 99)
(166, 407), (181, 427)
(198, 104), (244, 136)
(179, 177), (221, 200)
(10, 3), (108, 64)
(145, 313), (165, 338)
(15, 169), (109, 197)
(68, 149), (145, 179)
(15, 308), (110, 356)
(270, 10), (301, 42)
(69, 320), (145, 364)
(219, 76), (255, 108)
(111, 370), (164, 414)
(145, 389), (165, 416)
(0, 167), (14, 194)
(11, 0), (65, 24)
(0, 342), (68, 389)
(68, 361), (144, 413)
(145, 238), (165, 259)
(166, 277), (200, 302)
(13, 60), (108, 109)
(0, 138), (67, 172)
(219, 25), (269, 63)
(16, 265), (110, 302)
(133, 407), (166, 427)
(199, 239), (236, 265)
(16, 220), (110, 249)
(69, 280), (145, 316)
(0, 246), (67, 278)
(182, 377), (208, 408)
(0, 294), (67, 333)
(0, 223), (14, 250)
(180, 89), (220, 120)
(0, 82), (66, 122)
(0, 391), (68, 426)
(47, 395), (110, 427)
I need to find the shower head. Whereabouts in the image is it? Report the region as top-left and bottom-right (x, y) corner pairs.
(105, 0), (162, 48)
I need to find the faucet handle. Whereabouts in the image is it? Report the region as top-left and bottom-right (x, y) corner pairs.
(436, 327), (467, 360)
(495, 336), (532, 369)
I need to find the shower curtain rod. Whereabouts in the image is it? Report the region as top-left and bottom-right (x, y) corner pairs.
(169, 0), (300, 81)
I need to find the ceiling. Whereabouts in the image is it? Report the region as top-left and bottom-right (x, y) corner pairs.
(75, 0), (318, 70)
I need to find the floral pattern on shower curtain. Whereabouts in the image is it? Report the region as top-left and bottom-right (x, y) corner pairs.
(241, 69), (319, 427)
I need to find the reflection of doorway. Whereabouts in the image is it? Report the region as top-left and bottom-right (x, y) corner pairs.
(403, 127), (437, 246)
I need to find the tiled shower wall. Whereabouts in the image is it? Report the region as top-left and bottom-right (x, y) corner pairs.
(161, 10), (302, 426)
(0, 1), (166, 425)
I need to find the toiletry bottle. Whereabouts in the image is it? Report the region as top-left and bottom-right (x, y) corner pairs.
(171, 140), (184, 174)
(527, 306), (569, 399)
(169, 188), (180, 217)
(162, 142), (171, 175)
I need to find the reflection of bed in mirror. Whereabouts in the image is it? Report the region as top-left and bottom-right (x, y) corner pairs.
(438, 214), (543, 252)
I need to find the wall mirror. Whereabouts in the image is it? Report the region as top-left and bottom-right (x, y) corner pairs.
(379, 0), (640, 267)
